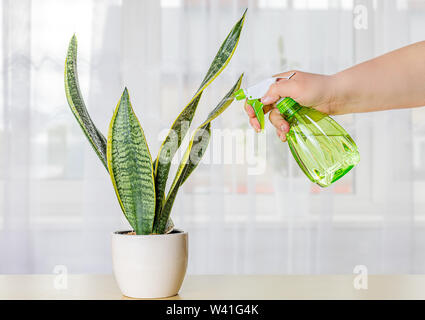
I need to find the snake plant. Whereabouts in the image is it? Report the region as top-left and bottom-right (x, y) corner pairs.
(65, 10), (246, 234)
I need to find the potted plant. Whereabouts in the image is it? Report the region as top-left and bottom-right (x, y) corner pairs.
(64, 10), (247, 298)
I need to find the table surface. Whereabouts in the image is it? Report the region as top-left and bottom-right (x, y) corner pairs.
(1, 274), (424, 300)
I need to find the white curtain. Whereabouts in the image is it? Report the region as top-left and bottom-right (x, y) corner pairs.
(1, 0), (425, 275)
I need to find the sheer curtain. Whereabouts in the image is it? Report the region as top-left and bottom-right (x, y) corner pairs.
(1, 0), (425, 275)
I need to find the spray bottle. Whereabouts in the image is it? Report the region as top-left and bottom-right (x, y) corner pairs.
(234, 74), (360, 187)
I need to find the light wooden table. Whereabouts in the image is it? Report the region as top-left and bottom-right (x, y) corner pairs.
(0, 275), (424, 300)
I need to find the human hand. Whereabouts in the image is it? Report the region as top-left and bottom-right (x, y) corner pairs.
(244, 70), (337, 142)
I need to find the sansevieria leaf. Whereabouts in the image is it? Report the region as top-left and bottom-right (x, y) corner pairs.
(196, 9), (246, 92)
(153, 94), (202, 220)
(154, 74), (244, 234)
(107, 88), (156, 235)
(65, 34), (108, 170)
(153, 9), (247, 221)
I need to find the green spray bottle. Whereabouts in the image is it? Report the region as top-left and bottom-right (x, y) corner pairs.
(235, 74), (360, 187)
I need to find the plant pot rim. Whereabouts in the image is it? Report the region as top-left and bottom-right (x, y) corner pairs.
(112, 229), (187, 238)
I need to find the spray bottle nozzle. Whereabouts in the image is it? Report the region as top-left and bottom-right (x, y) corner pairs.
(234, 89), (246, 101)
(233, 73), (297, 131)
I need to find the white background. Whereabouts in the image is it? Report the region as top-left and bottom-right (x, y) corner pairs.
(1, 0), (425, 274)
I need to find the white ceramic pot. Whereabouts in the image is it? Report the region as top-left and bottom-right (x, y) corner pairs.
(112, 229), (188, 299)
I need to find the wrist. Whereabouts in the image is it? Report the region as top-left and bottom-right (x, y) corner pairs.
(327, 73), (347, 115)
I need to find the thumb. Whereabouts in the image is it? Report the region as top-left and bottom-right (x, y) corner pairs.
(261, 79), (297, 106)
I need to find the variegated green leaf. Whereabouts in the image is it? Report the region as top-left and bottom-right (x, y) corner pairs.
(164, 218), (174, 234)
(153, 9), (247, 223)
(153, 94), (202, 222)
(196, 9), (247, 92)
(154, 74), (244, 234)
(107, 88), (156, 235)
(65, 34), (108, 170)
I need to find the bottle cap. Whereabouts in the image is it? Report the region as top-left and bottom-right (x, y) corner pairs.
(276, 97), (297, 114)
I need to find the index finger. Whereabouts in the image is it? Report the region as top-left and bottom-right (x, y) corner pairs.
(244, 101), (256, 118)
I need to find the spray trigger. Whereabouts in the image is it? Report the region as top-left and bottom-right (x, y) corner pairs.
(234, 73), (296, 130)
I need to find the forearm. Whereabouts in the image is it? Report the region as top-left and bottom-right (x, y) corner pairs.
(330, 41), (425, 115)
